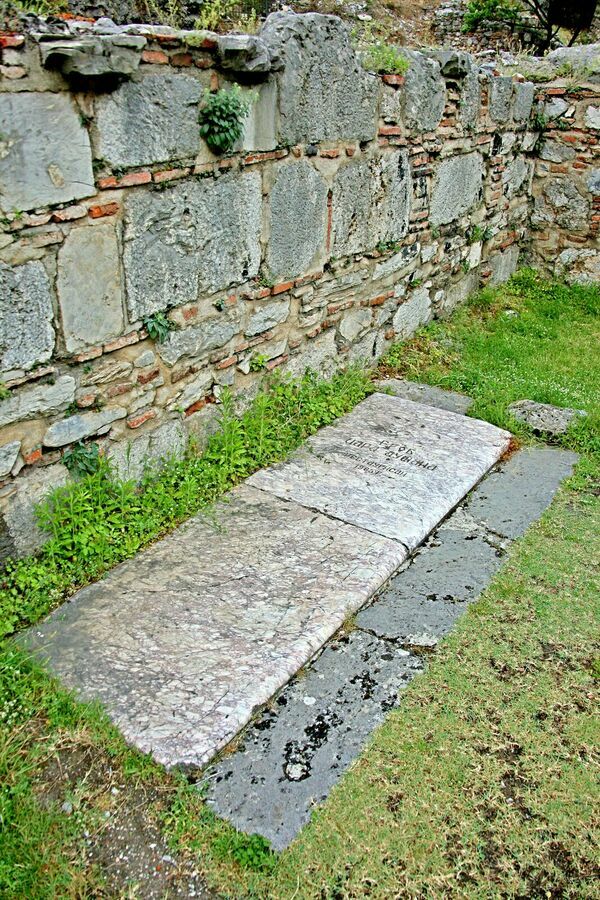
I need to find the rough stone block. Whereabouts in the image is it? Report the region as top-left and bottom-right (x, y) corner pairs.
(555, 248), (599, 285)
(241, 79), (278, 152)
(488, 75), (513, 123)
(430, 152), (484, 226)
(584, 106), (600, 130)
(0, 463), (69, 559)
(123, 173), (262, 319)
(339, 307), (371, 343)
(0, 92), (95, 213)
(0, 376), (76, 429)
(376, 378), (473, 415)
(260, 12), (379, 145)
(502, 156), (530, 197)
(392, 287), (431, 338)
(108, 419), (187, 482)
(403, 50), (446, 132)
(331, 151), (411, 256)
(0, 440), (20, 478)
(267, 160), (328, 278)
(57, 224), (124, 352)
(489, 246), (519, 286)
(43, 407), (127, 447)
(532, 178), (590, 231)
(508, 400), (586, 436)
(512, 82), (535, 122)
(0, 261), (55, 377)
(94, 74), (203, 167)
(246, 299), (291, 337)
(459, 64), (482, 127)
(158, 313), (241, 366)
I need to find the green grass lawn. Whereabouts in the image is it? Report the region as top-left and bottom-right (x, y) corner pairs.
(0, 271), (598, 898)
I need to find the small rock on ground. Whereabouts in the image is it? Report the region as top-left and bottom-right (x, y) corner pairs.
(508, 399), (586, 436)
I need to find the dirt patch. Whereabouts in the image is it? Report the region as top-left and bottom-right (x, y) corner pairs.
(33, 732), (213, 898)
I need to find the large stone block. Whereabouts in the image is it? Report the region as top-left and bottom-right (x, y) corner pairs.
(57, 224), (124, 352)
(0, 92), (95, 213)
(459, 64), (481, 128)
(43, 406), (127, 447)
(488, 76), (513, 124)
(0, 462), (69, 559)
(331, 151), (411, 256)
(489, 246), (519, 286)
(260, 12), (379, 145)
(123, 172), (262, 319)
(512, 82), (535, 122)
(403, 50), (446, 132)
(0, 261), (55, 377)
(158, 313), (241, 366)
(430, 152), (484, 226)
(532, 178), (590, 231)
(392, 288), (432, 338)
(94, 74), (203, 168)
(267, 160), (328, 278)
(0, 376), (76, 429)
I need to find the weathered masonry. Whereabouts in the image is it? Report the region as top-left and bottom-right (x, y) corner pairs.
(0, 13), (598, 560)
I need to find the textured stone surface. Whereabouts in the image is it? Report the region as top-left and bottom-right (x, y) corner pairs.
(94, 74), (203, 167)
(555, 248), (600, 285)
(376, 378), (473, 414)
(430, 152), (483, 226)
(331, 151), (411, 256)
(260, 12), (379, 145)
(459, 63), (481, 127)
(43, 406), (127, 447)
(584, 106), (600, 130)
(466, 447), (578, 540)
(57, 224), (124, 352)
(246, 299), (291, 337)
(512, 81), (535, 122)
(488, 76), (513, 123)
(508, 400), (586, 437)
(108, 419), (187, 481)
(158, 314), (240, 367)
(392, 287), (431, 337)
(402, 50), (446, 132)
(123, 174), (262, 319)
(532, 178), (590, 231)
(20, 485), (406, 769)
(40, 34), (146, 78)
(0, 440), (20, 478)
(0, 376), (76, 429)
(0, 261), (55, 376)
(206, 630), (422, 849)
(267, 160), (328, 278)
(0, 92), (95, 213)
(1, 463), (69, 557)
(249, 393), (511, 550)
(502, 156), (530, 197)
(489, 246), (519, 286)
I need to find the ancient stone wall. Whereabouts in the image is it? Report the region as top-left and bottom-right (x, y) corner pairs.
(0, 13), (597, 559)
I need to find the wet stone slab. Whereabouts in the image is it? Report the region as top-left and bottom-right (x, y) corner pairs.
(20, 485), (406, 769)
(206, 629), (423, 850)
(249, 393), (512, 550)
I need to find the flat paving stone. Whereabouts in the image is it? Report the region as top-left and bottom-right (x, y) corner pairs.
(375, 378), (473, 415)
(206, 629), (423, 850)
(249, 393), (511, 550)
(356, 525), (504, 646)
(466, 447), (578, 540)
(20, 485), (406, 769)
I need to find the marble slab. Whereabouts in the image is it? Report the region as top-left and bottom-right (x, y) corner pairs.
(249, 393), (512, 550)
(20, 485), (406, 769)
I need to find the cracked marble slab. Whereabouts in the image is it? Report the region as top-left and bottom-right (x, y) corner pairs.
(249, 393), (512, 550)
(19, 485), (406, 769)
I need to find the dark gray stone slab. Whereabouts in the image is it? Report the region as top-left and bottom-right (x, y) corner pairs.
(205, 629), (422, 850)
(249, 393), (511, 550)
(375, 378), (473, 415)
(466, 447), (578, 540)
(357, 526), (504, 646)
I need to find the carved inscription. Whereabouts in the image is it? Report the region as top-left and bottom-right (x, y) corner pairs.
(335, 437), (438, 480)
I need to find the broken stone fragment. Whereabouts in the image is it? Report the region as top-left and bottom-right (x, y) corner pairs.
(508, 400), (587, 436)
(215, 33), (280, 74)
(39, 33), (146, 79)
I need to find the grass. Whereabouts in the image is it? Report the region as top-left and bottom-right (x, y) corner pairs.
(0, 271), (598, 897)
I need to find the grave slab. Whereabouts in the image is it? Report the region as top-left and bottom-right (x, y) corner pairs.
(19, 485), (406, 769)
(375, 378), (473, 415)
(206, 630), (423, 850)
(249, 393), (512, 550)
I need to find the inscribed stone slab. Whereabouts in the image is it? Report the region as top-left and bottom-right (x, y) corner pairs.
(249, 393), (512, 550)
(20, 485), (406, 769)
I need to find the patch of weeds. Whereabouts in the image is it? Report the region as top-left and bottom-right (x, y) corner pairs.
(199, 86), (254, 155)
(467, 223), (493, 244)
(375, 238), (401, 254)
(256, 270), (275, 289)
(142, 311), (175, 344)
(249, 353), (268, 372)
(0, 366), (372, 639)
(0, 382), (9, 401)
(362, 41), (409, 75)
(213, 831), (276, 872)
(62, 442), (101, 479)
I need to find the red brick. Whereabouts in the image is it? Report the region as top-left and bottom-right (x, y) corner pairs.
(382, 74), (405, 87)
(215, 355), (237, 370)
(23, 448), (42, 466)
(346, 147), (356, 157)
(153, 167), (190, 184)
(137, 367), (160, 385)
(89, 201), (120, 219)
(107, 382), (134, 398)
(127, 408), (157, 429)
(320, 148), (340, 158)
(295, 270), (323, 287)
(184, 398), (207, 417)
(242, 149), (288, 166)
(141, 49), (168, 64)
(266, 353), (288, 370)
(306, 326), (322, 339)
(98, 172), (151, 189)
(182, 306), (198, 321)
(379, 125), (403, 136)
(76, 391), (98, 407)
(546, 87), (566, 95)
(199, 36), (218, 50)
(73, 346), (103, 363)
(171, 52), (193, 66)
(272, 280), (294, 295)
(0, 34), (24, 48)
(104, 331), (139, 353)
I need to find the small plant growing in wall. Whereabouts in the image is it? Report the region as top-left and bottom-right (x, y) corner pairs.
(0, 382), (9, 401)
(199, 86), (254, 155)
(362, 42), (409, 76)
(63, 441), (101, 478)
(143, 312), (175, 344)
(467, 224), (493, 244)
(249, 353), (268, 372)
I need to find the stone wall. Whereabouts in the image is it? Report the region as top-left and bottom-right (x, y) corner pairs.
(0, 13), (597, 560)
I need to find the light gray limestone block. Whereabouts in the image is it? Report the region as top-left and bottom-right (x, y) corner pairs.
(488, 75), (513, 123)
(512, 81), (535, 122)
(376, 378), (473, 415)
(508, 400), (586, 437)
(0, 440), (20, 478)
(206, 630), (422, 849)
(0, 92), (95, 213)
(94, 73), (203, 167)
(0, 376), (76, 429)
(267, 160), (328, 278)
(392, 287), (432, 338)
(246, 299), (291, 337)
(123, 173), (262, 319)
(331, 150), (411, 256)
(158, 314), (241, 367)
(1, 462), (69, 558)
(555, 248), (600, 285)
(584, 106), (600, 130)
(430, 152), (484, 226)
(466, 447), (578, 540)
(249, 393), (512, 551)
(489, 246), (519, 286)
(43, 406), (127, 447)
(402, 49), (446, 132)
(260, 12), (379, 145)
(57, 224), (124, 352)
(0, 261), (55, 376)
(20, 484), (407, 768)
